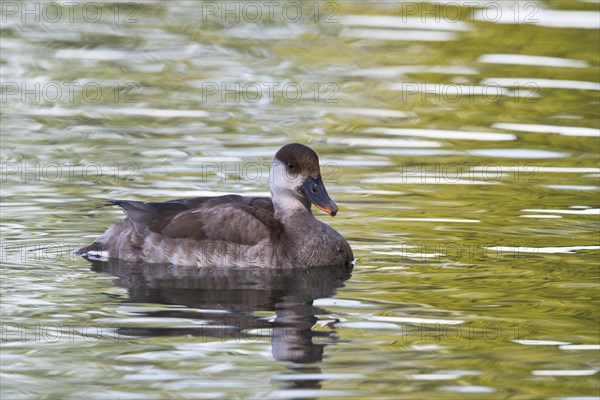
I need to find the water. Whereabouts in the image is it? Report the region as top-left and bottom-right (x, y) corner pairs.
(1, 1), (599, 398)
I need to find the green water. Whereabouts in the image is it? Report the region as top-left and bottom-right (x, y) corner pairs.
(1, 1), (599, 399)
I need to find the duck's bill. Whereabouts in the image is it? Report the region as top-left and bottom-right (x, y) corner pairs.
(301, 176), (339, 217)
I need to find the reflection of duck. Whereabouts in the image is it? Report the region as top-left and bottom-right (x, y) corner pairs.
(90, 258), (353, 366)
(77, 143), (353, 268)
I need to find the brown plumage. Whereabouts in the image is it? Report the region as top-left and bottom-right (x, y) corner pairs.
(76, 143), (353, 268)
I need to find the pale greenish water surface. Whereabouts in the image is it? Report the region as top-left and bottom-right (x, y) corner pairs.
(1, 1), (599, 399)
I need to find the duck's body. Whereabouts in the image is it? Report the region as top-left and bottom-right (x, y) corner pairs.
(76, 144), (353, 268)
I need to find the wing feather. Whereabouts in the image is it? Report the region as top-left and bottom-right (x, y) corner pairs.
(110, 195), (281, 245)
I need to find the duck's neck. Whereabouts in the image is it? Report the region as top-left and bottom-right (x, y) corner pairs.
(270, 186), (312, 221)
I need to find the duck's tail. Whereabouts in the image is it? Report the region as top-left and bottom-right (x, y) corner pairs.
(75, 200), (124, 259)
(74, 241), (109, 260)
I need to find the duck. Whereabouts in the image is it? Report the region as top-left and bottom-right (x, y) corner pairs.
(76, 143), (353, 268)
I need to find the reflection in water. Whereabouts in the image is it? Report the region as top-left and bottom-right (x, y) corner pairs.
(89, 259), (352, 390)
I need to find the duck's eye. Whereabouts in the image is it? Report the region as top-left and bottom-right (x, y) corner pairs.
(287, 162), (295, 170)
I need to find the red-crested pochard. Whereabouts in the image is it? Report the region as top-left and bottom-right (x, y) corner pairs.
(76, 143), (353, 268)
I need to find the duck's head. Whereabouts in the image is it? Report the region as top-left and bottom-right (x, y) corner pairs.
(270, 143), (338, 216)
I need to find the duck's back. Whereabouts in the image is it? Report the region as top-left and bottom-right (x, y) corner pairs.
(77, 195), (284, 266)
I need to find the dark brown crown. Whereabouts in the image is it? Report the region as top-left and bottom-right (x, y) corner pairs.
(274, 143), (320, 176)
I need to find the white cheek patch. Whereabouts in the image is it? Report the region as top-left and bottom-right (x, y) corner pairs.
(270, 160), (305, 192)
(269, 159), (310, 214)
